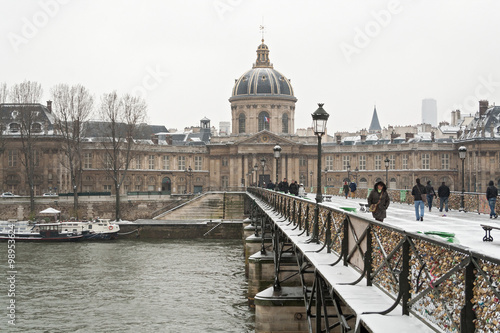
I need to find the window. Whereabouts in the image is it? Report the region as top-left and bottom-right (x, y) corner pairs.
(238, 113), (246, 134)
(178, 156), (186, 170)
(9, 123), (20, 133)
(135, 156), (142, 169)
(342, 156), (350, 170)
(422, 153), (430, 169)
(402, 154), (408, 169)
(282, 113), (289, 133)
(8, 150), (17, 167)
(84, 153), (92, 169)
(258, 111), (270, 131)
(221, 175), (229, 188)
(299, 156), (307, 167)
(32, 123), (42, 133)
(441, 153), (449, 170)
(389, 154), (395, 170)
(375, 155), (381, 170)
(325, 156), (333, 170)
(194, 156), (202, 170)
(221, 157), (228, 167)
(359, 155), (366, 170)
(103, 185), (112, 191)
(135, 185), (142, 191)
(104, 154), (112, 169)
(162, 156), (170, 170)
(148, 155), (155, 170)
(33, 150), (40, 167)
(148, 185), (155, 191)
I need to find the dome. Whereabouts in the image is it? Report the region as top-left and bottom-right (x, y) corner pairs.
(229, 41), (296, 102)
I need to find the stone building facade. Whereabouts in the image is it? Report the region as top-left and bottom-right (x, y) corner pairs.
(1, 41), (499, 196)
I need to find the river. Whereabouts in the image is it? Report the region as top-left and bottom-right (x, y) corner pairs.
(1, 239), (255, 332)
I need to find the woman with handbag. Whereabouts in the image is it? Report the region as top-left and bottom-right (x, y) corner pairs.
(411, 178), (427, 221)
(367, 181), (390, 222)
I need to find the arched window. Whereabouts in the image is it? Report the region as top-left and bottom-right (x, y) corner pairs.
(258, 111), (270, 131)
(238, 113), (246, 133)
(359, 177), (368, 188)
(32, 122), (42, 133)
(282, 113), (289, 133)
(9, 123), (20, 133)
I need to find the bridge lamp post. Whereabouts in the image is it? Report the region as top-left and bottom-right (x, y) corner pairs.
(260, 158), (266, 188)
(354, 167), (359, 183)
(253, 163), (258, 186)
(459, 146), (467, 212)
(310, 103), (329, 244)
(347, 163), (351, 183)
(384, 157), (390, 185)
(273, 144), (282, 191)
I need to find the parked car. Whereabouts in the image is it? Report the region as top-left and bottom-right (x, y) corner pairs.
(42, 192), (58, 197)
(1, 192), (19, 197)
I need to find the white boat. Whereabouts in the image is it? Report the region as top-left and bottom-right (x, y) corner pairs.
(59, 219), (120, 240)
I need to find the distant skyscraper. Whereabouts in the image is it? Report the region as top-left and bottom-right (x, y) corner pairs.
(422, 98), (437, 127)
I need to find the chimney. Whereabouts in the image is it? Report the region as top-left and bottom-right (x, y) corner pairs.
(479, 100), (488, 117)
(151, 134), (158, 145)
(456, 110), (461, 121)
(491, 125), (495, 138)
(431, 131), (435, 142)
(405, 133), (414, 142)
(46, 100), (52, 113)
(451, 110), (456, 126)
(390, 131), (397, 143)
(360, 129), (367, 142)
(336, 134), (342, 145)
(165, 135), (172, 145)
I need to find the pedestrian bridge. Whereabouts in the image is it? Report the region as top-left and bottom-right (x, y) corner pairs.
(245, 188), (499, 333)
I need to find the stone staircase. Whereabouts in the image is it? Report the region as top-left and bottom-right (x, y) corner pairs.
(154, 192), (245, 221)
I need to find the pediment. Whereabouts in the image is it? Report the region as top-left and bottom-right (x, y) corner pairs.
(235, 130), (297, 146)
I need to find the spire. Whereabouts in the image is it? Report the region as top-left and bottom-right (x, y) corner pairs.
(369, 105), (382, 133)
(253, 39), (273, 68)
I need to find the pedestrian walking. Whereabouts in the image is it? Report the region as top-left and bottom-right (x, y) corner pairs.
(343, 181), (350, 199)
(425, 181), (437, 212)
(411, 178), (427, 221)
(486, 180), (498, 219)
(367, 181), (390, 222)
(349, 182), (357, 198)
(278, 178), (289, 193)
(289, 180), (299, 196)
(437, 182), (450, 212)
(266, 181), (275, 190)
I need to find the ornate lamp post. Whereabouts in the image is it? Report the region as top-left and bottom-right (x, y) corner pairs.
(347, 163), (351, 183)
(310, 103), (329, 243)
(310, 170), (313, 192)
(459, 146), (467, 212)
(253, 163), (258, 186)
(354, 167), (359, 183)
(384, 157), (390, 185)
(260, 158), (266, 187)
(185, 166), (193, 194)
(273, 144), (281, 191)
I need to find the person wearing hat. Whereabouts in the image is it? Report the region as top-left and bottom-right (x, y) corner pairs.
(298, 183), (305, 197)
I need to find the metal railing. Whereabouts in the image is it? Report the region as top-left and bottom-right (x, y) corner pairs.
(249, 187), (500, 333)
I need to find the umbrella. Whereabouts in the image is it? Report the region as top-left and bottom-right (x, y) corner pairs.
(39, 207), (61, 214)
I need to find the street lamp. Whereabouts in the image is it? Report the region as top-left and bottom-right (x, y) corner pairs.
(310, 103), (329, 243)
(184, 166), (193, 194)
(253, 163), (258, 186)
(310, 170), (313, 191)
(273, 144), (282, 191)
(347, 163), (351, 183)
(260, 158), (266, 188)
(354, 167), (359, 183)
(459, 146), (467, 211)
(384, 157), (390, 184)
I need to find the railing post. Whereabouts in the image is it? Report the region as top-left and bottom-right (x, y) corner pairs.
(304, 205), (310, 236)
(460, 259), (476, 332)
(342, 216), (349, 266)
(260, 215), (266, 254)
(365, 225), (373, 286)
(326, 212), (332, 253)
(401, 237), (410, 315)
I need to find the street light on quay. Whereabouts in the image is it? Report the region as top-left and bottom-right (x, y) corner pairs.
(310, 103), (329, 243)
(459, 146), (467, 212)
(273, 144), (282, 191)
(260, 158), (266, 188)
(384, 157), (390, 185)
(347, 163), (351, 183)
(253, 163), (258, 186)
(354, 167), (359, 183)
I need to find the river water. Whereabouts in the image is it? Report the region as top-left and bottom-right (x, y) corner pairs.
(1, 239), (255, 332)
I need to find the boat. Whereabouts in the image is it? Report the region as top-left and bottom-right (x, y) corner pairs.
(0, 222), (84, 242)
(60, 219), (120, 240)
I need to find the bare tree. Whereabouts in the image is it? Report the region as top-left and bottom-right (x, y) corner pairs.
(51, 84), (94, 218)
(0, 83), (7, 152)
(0, 82), (7, 103)
(9, 80), (43, 215)
(99, 92), (147, 221)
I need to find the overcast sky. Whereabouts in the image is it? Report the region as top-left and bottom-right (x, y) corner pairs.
(2, 0), (500, 134)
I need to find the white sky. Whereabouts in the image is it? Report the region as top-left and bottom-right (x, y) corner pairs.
(2, 0), (500, 134)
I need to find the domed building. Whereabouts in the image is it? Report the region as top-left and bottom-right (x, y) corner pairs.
(229, 40), (297, 135)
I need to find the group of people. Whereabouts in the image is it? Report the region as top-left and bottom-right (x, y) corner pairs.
(342, 181), (357, 199)
(266, 178), (306, 197)
(367, 178), (498, 222)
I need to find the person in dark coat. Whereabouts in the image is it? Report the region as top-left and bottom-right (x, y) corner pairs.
(486, 180), (498, 219)
(425, 181), (437, 212)
(278, 178), (289, 193)
(411, 178), (427, 221)
(266, 181), (275, 190)
(349, 182), (357, 198)
(437, 182), (450, 212)
(367, 181), (390, 222)
(289, 180), (299, 196)
(343, 181), (350, 199)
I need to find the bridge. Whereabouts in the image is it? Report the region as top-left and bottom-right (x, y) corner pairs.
(244, 187), (500, 333)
